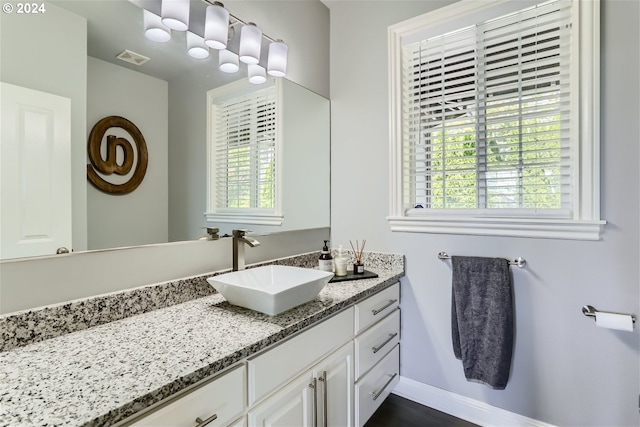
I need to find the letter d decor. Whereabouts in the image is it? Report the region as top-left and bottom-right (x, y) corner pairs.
(86, 116), (148, 195)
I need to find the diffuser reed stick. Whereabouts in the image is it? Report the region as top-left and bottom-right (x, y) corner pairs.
(350, 239), (366, 263)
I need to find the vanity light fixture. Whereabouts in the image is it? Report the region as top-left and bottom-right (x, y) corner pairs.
(204, 2), (229, 49)
(143, 10), (171, 43)
(247, 64), (267, 84)
(143, 1), (288, 84)
(160, 0), (190, 31)
(267, 40), (288, 77)
(238, 23), (262, 65)
(219, 49), (240, 73)
(187, 32), (210, 59)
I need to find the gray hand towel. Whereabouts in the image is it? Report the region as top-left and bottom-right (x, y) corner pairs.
(451, 256), (513, 390)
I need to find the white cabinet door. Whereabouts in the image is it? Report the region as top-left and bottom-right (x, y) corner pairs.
(1, 82), (72, 259)
(248, 341), (355, 427)
(314, 342), (354, 427)
(248, 371), (315, 427)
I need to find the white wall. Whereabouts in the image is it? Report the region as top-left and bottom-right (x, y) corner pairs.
(279, 79), (331, 232)
(328, 0), (640, 426)
(0, 2), (88, 252)
(86, 58), (169, 250)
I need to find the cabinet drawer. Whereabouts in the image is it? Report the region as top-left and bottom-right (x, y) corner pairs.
(248, 307), (354, 406)
(355, 344), (400, 427)
(130, 365), (245, 427)
(354, 283), (399, 334)
(355, 309), (400, 381)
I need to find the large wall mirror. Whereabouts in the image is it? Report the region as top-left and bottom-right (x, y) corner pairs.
(0, 0), (330, 261)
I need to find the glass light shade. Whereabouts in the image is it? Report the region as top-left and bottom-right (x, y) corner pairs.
(239, 23), (262, 65)
(219, 49), (239, 73)
(161, 0), (190, 31)
(187, 32), (210, 59)
(267, 41), (288, 77)
(204, 3), (229, 49)
(144, 10), (171, 43)
(248, 64), (267, 84)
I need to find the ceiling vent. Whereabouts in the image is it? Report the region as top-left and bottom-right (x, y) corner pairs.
(116, 50), (150, 66)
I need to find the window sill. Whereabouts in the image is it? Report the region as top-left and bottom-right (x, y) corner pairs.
(205, 212), (284, 226)
(387, 215), (606, 240)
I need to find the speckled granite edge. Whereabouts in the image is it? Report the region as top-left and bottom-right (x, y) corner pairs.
(0, 251), (403, 352)
(86, 273), (403, 427)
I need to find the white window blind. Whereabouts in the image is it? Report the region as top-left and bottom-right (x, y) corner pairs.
(212, 85), (277, 210)
(402, 0), (572, 215)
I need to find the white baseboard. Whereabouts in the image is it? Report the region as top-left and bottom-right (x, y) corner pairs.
(392, 376), (556, 427)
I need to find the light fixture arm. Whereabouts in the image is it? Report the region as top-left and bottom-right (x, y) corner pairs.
(201, 0), (282, 43)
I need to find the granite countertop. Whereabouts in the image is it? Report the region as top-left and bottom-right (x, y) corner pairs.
(0, 254), (403, 427)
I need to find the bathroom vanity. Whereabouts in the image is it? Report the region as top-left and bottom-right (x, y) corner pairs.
(0, 252), (403, 427)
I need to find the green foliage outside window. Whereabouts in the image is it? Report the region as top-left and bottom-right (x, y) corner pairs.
(421, 93), (563, 210)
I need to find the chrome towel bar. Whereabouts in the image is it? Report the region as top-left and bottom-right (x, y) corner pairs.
(582, 305), (636, 323)
(438, 251), (526, 268)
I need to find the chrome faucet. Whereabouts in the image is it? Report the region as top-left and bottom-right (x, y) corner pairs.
(232, 229), (261, 271)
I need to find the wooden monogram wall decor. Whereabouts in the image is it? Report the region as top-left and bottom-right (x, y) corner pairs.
(86, 115), (148, 195)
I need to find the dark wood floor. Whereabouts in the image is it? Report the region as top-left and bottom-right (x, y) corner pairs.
(364, 394), (479, 427)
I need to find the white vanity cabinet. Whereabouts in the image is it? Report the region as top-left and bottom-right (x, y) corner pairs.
(246, 282), (401, 427)
(120, 282), (400, 427)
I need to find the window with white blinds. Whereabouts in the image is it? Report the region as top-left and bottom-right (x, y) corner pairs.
(212, 85), (276, 210)
(206, 80), (283, 226)
(404, 0), (571, 213)
(388, 0), (604, 239)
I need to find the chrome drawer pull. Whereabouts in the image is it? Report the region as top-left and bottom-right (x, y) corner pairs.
(318, 370), (328, 427)
(371, 299), (398, 316)
(372, 333), (398, 354)
(310, 377), (318, 427)
(371, 373), (398, 401)
(195, 413), (218, 427)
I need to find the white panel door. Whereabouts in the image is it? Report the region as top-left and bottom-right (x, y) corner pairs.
(314, 342), (354, 427)
(248, 371), (315, 427)
(1, 82), (72, 259)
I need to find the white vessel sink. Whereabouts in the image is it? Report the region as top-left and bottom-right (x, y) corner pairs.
(207, 265), (334, 316)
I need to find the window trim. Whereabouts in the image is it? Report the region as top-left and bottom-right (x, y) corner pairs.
(387, 0), (605, 240)
(205, 79), (284, 226)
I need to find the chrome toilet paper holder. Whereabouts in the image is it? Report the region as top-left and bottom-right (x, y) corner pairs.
(582, 305), (636, 323)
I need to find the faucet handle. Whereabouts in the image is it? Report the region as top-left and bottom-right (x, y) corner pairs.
(232, 229), (252, 237)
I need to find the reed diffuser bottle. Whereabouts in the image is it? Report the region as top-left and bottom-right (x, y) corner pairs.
(350, 240), (366, 274)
